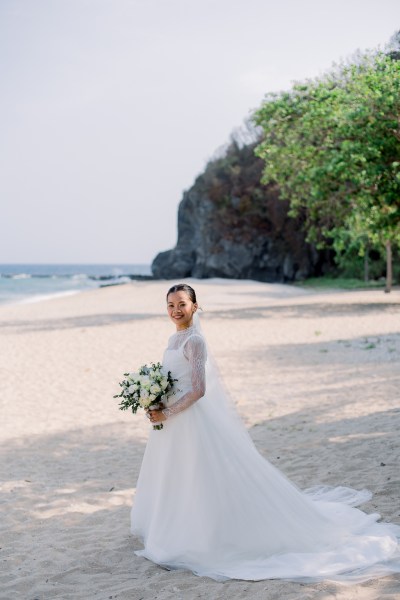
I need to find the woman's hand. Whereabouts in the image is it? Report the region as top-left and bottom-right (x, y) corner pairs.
(147, 409), (167, 424)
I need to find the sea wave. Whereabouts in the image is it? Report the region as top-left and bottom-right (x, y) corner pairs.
(0, 264), (153, 306)
(10, 273), (32, 279)
(72, 274), (89, 280)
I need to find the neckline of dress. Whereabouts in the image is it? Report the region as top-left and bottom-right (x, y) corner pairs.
(174, 324), (196, 335)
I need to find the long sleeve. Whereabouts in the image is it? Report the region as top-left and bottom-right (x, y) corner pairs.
(162, 334), (207, 418)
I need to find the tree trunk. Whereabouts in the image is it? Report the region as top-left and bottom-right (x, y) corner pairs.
(364, 252), (369, 283)
(384, 240), (392, 294)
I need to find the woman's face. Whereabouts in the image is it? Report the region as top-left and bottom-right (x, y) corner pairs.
(167, 291), (197, 330)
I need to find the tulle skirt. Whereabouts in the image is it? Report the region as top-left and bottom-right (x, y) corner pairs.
(131, 395), (400, 583)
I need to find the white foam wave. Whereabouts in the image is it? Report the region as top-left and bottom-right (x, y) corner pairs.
(72, 274), (88, 280)
(11, 273), (32, 279)
(17, 290), (82, 305)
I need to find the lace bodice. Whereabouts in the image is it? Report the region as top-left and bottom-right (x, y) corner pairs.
(161, 326), (207, 418)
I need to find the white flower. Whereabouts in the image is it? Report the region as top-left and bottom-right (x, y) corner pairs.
(128, 385), (138, 394)
(150, 384), (161, 395)
(139, 397), (152, 408)
(161, 377), (169, 390)
(128, 372), (140, 381)
(140, 375), (151, 389)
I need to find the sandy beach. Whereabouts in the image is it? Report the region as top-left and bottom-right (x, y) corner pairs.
(1, 279), (400, 600)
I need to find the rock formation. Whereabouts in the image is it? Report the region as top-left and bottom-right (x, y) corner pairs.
(152, 141), (324, 282)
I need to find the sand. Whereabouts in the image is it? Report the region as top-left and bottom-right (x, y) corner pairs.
(1, 279), (399, 600)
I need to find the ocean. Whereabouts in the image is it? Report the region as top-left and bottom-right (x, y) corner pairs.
(0, 264), (152, 306)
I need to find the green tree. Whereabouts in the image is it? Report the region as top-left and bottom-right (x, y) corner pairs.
(254, 52), (400, 291)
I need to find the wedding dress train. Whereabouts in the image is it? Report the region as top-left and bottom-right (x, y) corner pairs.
(131, 323), (400, 583)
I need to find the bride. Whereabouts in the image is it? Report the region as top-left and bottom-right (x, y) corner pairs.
(131, 283), (400, 583)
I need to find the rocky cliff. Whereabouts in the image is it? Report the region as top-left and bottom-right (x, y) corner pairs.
(152, 141), (324, 282)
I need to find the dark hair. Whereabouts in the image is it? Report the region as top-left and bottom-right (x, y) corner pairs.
(166, 283), (197, 304)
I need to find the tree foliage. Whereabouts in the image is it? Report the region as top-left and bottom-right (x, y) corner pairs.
(253, 52), (400, 289)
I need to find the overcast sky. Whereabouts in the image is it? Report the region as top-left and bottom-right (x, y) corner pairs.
(1, 0), (399, 265)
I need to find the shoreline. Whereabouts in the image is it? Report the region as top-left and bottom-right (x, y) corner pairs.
(0, 275), (156, 308)
(1, 280), (399, 598)
(1, 272), (398, 308)
(0, 263), (153, 307)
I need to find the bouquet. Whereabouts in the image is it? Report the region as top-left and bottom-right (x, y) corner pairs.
(114, 362), (176, 430)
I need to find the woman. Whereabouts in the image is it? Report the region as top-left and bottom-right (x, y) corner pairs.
(131, 283), (400, 583)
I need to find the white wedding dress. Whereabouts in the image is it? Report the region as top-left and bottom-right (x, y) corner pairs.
(131, 322), (400, 583)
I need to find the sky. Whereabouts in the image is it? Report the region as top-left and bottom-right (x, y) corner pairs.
(1, 0), (399, 265)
